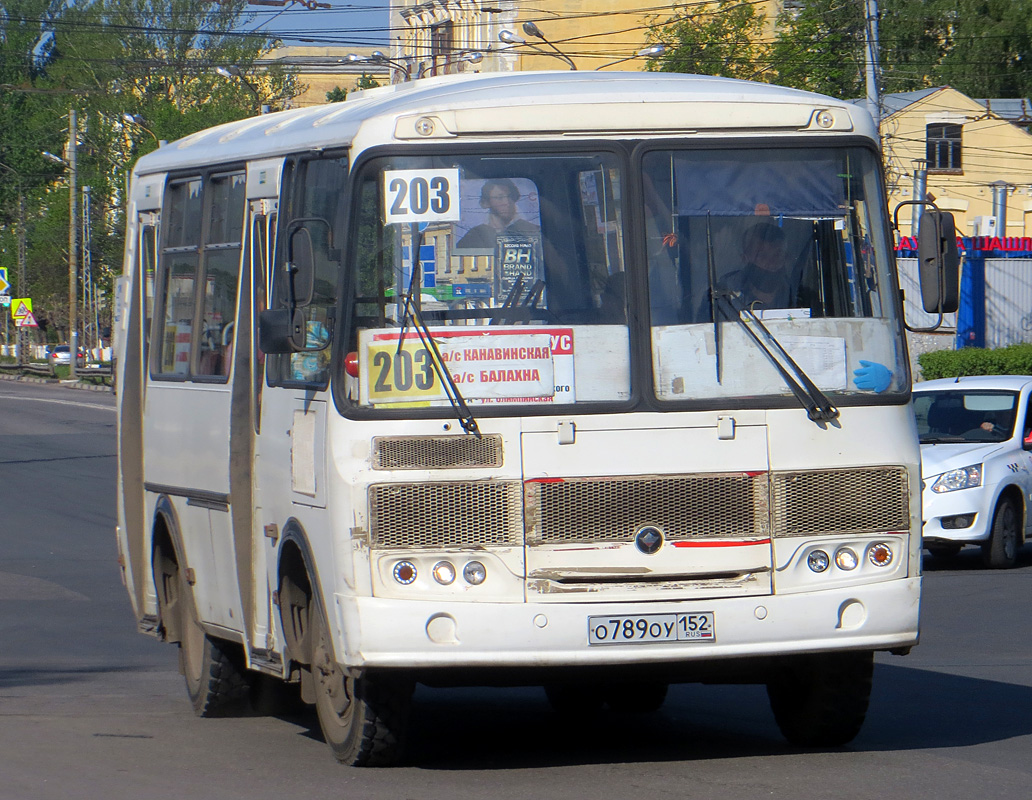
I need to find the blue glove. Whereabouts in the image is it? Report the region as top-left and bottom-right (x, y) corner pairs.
(853, 360), (892, 393)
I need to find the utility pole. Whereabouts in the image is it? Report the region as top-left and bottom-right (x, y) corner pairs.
(68, 107), (78, 380)
(864, 0), (881, 123)
(17, 192), (26, 366)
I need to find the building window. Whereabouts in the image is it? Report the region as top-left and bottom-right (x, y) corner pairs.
(926, 123), (962, 172)
(430, 21), (454, 76)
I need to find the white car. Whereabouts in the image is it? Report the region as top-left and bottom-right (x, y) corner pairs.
(914, 375), (1032, 568)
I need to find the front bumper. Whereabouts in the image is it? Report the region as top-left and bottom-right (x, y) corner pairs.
(332, 576), (921, 670)
(921, 485), (992, 544)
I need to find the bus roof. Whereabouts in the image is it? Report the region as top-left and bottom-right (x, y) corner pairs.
(132, 71), (875, 176)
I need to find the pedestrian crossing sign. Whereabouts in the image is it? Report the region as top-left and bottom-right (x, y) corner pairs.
(10, 297), (31, 320)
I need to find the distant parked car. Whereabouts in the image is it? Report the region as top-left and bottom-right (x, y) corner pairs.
(914, 376), (1032, 568)
(49, 345), (85, 367)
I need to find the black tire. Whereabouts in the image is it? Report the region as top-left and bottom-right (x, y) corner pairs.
(766, 650), (874, 747)
(604, 681), (669, 714)
(926, 543), (962, 560)
(982, 497), (1020, 569)
(543, 683), (605, 716)
(177, 567), (251, 717)
(309, 601), (411, 766)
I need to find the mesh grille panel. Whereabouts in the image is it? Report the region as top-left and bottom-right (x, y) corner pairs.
(372, 435), (503, 470)
(370, 481), (522, 548)
(527, 473), (769, 545)
(771, 467), (909, 536)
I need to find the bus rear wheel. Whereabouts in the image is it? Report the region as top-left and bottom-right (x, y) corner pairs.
(309, 601), (412, 766)
(766, 650), (873, 747)
(177, 567), (250, 717)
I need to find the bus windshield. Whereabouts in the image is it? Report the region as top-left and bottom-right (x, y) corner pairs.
(338, 145), (904, 411)
(643, 146), (904, 402)
(344, 149), (631, 408)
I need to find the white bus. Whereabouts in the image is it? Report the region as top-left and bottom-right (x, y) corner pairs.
(115, 71), (939, 766)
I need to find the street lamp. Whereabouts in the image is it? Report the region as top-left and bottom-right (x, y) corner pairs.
(122, 113), (165, 147)
(498, 25), (577, 70)
(215, 66), (270, 114)
(342, 51), (414, 81)
(595, 44), (667, 71)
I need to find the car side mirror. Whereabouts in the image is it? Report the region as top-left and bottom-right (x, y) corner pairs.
(918, 210), (960, 314)
(287, 227), (316, 307)
(258, 308), (306, 354)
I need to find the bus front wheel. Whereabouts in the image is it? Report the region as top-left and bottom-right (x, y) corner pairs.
(766, 650), (873, 747)
(309, 601), (412, 766)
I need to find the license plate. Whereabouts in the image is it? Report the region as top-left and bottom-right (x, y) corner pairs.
(587, 612), (715, 645)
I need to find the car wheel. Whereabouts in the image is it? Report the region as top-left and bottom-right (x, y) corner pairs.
(982, 497), (1019, 569)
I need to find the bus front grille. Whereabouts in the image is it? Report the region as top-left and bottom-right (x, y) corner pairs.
(525, 473), (770, 545)
(372, 435), (503, 470)
(770, 466), (910, 536)
(369, 480), (522, 548)
(525, 467), (910, 545)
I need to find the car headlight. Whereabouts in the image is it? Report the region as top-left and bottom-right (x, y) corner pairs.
(931, 463), (982, 493)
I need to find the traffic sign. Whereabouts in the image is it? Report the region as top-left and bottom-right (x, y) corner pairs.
(0, 295), (9, 307)
(0, 267), (9, 295)
(10, 298), (31, 320)
(15, 310), (37, 328)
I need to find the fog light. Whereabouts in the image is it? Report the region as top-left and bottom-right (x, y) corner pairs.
(463, 561), (486, 585)
(942, 514), (975, 529)
(835, 547), (859, 570)
(393, 561), (417, 585)
(868, 543), (893, 567)
(432, 561), (456, 585)
(807, 550), (830, 573)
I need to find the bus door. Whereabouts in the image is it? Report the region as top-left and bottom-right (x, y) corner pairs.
(146, 172), (247, 633)
(252, 155), (346, 663)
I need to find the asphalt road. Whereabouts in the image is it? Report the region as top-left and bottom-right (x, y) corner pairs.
(1, 377), (1031, 800)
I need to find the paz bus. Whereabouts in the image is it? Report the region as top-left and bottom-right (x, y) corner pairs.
(114, 71), (953, 766)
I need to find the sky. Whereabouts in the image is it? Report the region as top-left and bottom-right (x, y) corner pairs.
(239, 1), (390, 48)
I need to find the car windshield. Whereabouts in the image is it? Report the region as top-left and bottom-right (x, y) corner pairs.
(914, 390), (1018, 443)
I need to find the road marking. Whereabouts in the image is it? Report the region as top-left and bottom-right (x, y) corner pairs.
(0, 392), (116, 411)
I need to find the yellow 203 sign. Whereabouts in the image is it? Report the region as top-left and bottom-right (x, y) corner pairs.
(365, 340), (447, 403)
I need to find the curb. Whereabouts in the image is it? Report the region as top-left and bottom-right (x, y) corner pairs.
(0, 372), (113, 392)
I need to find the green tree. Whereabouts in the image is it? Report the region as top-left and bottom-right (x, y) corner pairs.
(326, 86), (348, 102)
(647, 0), (769, 80)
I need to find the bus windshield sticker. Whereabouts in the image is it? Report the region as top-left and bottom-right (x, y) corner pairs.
(384, 169), (462, 224)
(361, 327), (576, 404)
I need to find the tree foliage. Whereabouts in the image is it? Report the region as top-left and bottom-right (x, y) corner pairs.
(648, 0), (767, 81)
(0, 0), (302, 345)
(649, 0), (1032, 100)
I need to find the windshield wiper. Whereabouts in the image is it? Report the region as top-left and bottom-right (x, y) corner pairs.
(716, 294), (839, 423)
(397, 229), (481, 437)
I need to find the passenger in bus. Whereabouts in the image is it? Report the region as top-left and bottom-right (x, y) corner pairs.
(456, 178), (540, 248)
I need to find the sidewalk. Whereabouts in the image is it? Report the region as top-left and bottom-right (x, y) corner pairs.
(0, 371), (113, 392)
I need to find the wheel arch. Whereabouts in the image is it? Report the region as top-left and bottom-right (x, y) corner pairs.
(277, 519), (333, 672)
(150, 494), (187, 642)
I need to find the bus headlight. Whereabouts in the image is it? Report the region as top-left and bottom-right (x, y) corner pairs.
(432, 561), (456, 585)
(835, 547), (859, 570)
(462, 561), (486, 585)
(806, 550), (830, 573)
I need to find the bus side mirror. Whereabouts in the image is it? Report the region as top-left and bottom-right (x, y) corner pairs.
(918, 210), (960, 313)
(258, 308), (306, 354)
